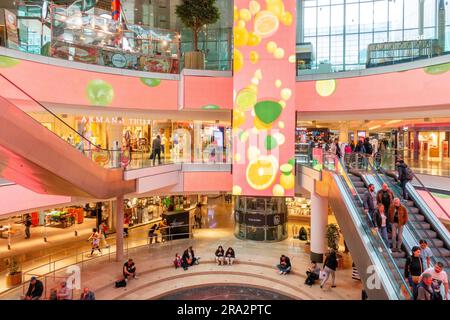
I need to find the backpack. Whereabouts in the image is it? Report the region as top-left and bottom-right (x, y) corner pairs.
(115, 279), (127, 288)
(414, 282), (435, 300)
(404, 167), (414, 181)
(365, 143), (373, 154)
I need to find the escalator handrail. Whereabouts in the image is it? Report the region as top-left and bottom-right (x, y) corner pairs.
(0, 73), (115, 153)
(322, 152), (413, 299)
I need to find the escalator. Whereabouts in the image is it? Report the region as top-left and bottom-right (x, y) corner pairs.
(320, 158), (413, 300)
(0, 73), (136, 199)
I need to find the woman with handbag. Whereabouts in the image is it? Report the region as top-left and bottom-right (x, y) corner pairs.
(404, 246), (423, 294)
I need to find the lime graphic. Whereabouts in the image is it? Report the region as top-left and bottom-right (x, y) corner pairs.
(288, 158), (295, 167)
(315, 79), (337, 97)
(86, 80), (114, 106)
(236, 88), (257, 111)
(424, 63), (450, 75)
(140, 78), (162, 87)
(0, 56), (20, 68)
(280, 163), (293, 175)
(254, 100), (283, 124)
(265, 135), (278, 150)
(254, 10), (279, 38)
(202, 104), (220, 110)
(273, 184), (285, 196)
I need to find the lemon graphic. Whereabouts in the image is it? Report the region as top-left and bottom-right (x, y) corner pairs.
(234, 49), (244, 73)
(0, 56), (20, 68)
(273, 184), (285, 197)
(246, 156), (279, 190)
(249, 1), (261, 15)
(233, 109), (246, 128)
(232, 185), (242, 195)
(315, 79), (337, 97)
(247, 33), (262, 46)
(234, 5), (239, 22)
(236, 88), (258, 111)
(266, 0), (285, 19)
(239, 8), (251, 22)
(273, 47), (285, 59)
(281, 11), (293, 26)
(280, 164), (295, 190)
(254, 10), (279, 38)
(424, 63), (450, 75)
(234, 26), (249, 47)
(266, 41), (277, 53)
(250, 51), (260, 64)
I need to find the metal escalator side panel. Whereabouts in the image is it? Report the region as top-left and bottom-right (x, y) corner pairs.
(0, 95), (135, 198)
(406, 183), (450, 250)
(327, 172), (404, 300)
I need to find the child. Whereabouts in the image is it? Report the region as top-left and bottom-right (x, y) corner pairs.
(173, 253), (182, 269)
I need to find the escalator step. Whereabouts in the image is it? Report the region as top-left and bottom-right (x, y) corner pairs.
(416, 230), (437, 239)
(353, 181), (365, 188)
(412, 222), (431, 230)
(394, 258), (406, 269)
(428, 239), (444, 248)
(431, 247), (450, 258)
(356, 187), (367, 194)
(409, 214), (425, 222)
(391, 251), (406, 258)
(408, 207), (420, 215)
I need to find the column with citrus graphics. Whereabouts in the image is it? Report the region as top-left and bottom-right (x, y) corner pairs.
(232, 0), (296, 197)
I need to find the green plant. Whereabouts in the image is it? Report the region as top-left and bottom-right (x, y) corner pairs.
(5, 257), (21, 275)
(175, 0), (220, 51)
(326, 223), (340, 252)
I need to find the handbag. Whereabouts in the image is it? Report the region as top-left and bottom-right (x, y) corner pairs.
(412, 276), (420, 284)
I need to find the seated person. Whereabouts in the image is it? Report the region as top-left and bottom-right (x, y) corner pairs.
(182, 246), (198, 269)
(276, 255), (292, 275)
(225, 247), (236, 266)
(80, 287), (95, 300)
(57, 281), (72, 300)
(215, 246), (225, 265)
(49, 288), (58, 300)
(305, 261), (320, 286)
(173, 253), (182, 269)
(123, 258), (137, 280)
(24, 276), (43, 300)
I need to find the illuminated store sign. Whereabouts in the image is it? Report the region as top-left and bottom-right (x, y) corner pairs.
(80, 116), (152, 125)
(232, 0), (296, 197)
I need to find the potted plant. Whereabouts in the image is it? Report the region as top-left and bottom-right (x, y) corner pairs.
(5, 257), (22, 287)
(325, 223), (344, 268)
(175, 0), (220, 69)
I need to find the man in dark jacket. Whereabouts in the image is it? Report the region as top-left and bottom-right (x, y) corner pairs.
(377, 183), (394, 232)
(24, 276), (43, 300)
(388, 198), (409, 252)
(24, 214), (32, 239)
(151, 135), (162, 166)
(363, 184), (377, 223)
(80, 287), (96, 300)
(396, 159), (410, 200)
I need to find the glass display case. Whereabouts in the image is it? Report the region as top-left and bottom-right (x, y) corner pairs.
(234, 196), (288, 242)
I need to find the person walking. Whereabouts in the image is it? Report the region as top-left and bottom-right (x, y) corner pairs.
(99, 221), (109, 248)
(377, 183), (394, 232)
(24, 214), (32, 239)
(194, 203), (202, 229)
(151, 135), (162, 166)
(363, 184), (377, 223)
(321, 251), (338, 289)
(123, 215), (130, 238)
(88, 228), (102, 256)
(404, 246), (424, 294)
(419, 239), (433, 269)
(388, 198), (409, 252)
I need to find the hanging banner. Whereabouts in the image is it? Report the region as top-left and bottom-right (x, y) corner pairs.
(232, 0), (296, 197)
(111, 0), (121, 21)
(4, 9), (20, 50)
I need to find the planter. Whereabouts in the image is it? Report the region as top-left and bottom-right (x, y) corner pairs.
(336, 253), (344, 269)
(6, 271), (22, 287)
(184, 51), (205, 69)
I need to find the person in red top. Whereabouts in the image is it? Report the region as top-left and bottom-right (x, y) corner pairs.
(123, 215), (130, 237)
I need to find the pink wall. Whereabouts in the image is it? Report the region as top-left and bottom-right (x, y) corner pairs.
(0, 184), (72, 216)
(417, 190), (450, 222)
(296, 64), (450, 112)
(183, 76), (232, 110)
(183, 172), (232, 192)
(0, 55), (178, 110)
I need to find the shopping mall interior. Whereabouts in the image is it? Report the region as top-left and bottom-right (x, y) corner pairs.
(0, 0), (449, 302)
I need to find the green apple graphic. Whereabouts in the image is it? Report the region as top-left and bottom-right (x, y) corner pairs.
(202, 104), (221, 110)
(0, 56), (20, 68)
(86, 79), (114, 106)
(140, 77), (161, 87)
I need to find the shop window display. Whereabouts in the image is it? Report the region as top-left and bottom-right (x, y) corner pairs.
(286, 197), (311, 221)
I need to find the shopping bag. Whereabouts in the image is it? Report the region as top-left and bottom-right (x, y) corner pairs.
(319, 270), (327, 280)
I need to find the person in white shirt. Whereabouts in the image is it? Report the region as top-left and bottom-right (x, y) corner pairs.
(419, 239), (433, 269)
(420, 262), (448, 300)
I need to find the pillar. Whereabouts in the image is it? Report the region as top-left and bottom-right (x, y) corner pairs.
(115, 195), (124, 262)
(413, 131), (420, 160)
(310, 191), (328, 263)
(338, 122), (349, 144)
